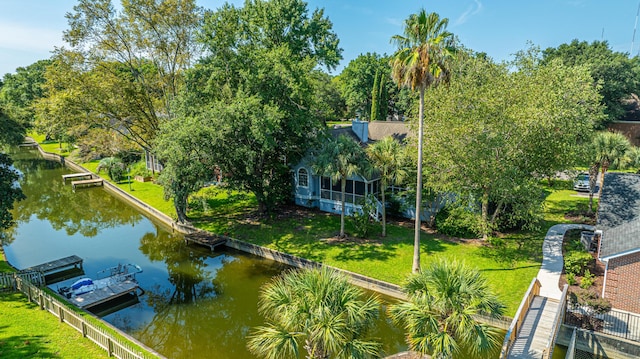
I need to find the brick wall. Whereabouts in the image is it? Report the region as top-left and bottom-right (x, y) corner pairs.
(604, 251), (640, 313)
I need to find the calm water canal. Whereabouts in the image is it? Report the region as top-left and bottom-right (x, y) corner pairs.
(3, 149), (406, 358)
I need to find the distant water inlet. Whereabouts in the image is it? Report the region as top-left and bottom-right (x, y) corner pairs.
(2, 149), (407, 359)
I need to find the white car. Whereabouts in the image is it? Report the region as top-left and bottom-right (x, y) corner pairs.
(573, 173), (590, 192)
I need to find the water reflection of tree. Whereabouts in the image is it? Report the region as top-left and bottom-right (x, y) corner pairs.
(8, 155), (141, 241)
(136, 232), (286, 359)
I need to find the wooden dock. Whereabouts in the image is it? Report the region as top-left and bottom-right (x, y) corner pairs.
(21, 255), (83, 276)
(184, 231), (227, 251)
(62, 172), (94, 183)
(69, 280), (139, 309)
(507, 296), (560, 359)
(71, 178), (103, 190)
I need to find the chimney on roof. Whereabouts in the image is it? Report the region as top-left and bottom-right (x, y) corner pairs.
(351, 119), (369, 143)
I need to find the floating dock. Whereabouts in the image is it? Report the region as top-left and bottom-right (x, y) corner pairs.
(184, 231), (227, 251)
(69, 280), (140, 309)
(62, 173), (94, 183)
(21, 255), (84, 276)
(71, 178), (103, 190)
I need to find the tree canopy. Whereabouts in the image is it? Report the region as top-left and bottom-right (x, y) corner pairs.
(542, 40), (640, 126)
(422, 49), (602, 237)
(36, 0), (203, 150)
(156, 0), (342, 216)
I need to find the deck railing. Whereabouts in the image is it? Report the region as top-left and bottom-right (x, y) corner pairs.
(542, 284), (568, 359)
(500, 277), (541, 358)
(12, 276), (163, 359)
(565, 327), (577, 359)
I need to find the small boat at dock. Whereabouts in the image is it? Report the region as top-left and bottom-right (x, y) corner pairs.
(57, 264), (143, 310)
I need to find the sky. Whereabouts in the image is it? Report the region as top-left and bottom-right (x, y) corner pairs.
(1, 0), (640, 77)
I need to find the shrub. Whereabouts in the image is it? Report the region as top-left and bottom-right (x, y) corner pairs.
(351, 195), (378, 238)
(130, 161), (152, 178)
(435, 205), (483, 238)
(580, 269), (595, 289)
(564, 251), (593, 276)
(566, 272), (577, 285)
(96, 157), (125, 182)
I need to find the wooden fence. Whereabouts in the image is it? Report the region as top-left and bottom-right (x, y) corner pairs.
(500, 277), (541, 358)
(12, 276), (162, 359)
(0, 271), (44, 290)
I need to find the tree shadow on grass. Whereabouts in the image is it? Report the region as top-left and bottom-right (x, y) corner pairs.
(478, 234), (544, 267)
(0, 335), (61, 359)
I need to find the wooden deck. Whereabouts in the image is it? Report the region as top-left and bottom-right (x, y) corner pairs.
(184, 231), (227, 251)
(21, 255), (83, 276)
(508, 296), (560, 359)
(62, 172), (93, 183)
(69, 280), (139, 309)
(71, 178), (103, 190)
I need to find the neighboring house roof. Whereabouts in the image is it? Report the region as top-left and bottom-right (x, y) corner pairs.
(367, 121), (410, 142)
(332, 120), (410, 145)
(597, 172), (640, 259)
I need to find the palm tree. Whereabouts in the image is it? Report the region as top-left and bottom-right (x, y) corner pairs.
(366, 136), (407, 237)
(247, 267), (381, 359)
(390, 10), (455, 273)
(313, 134), (369, 238)
(388, 260), (505, 359)
(589, 131), (631, 211)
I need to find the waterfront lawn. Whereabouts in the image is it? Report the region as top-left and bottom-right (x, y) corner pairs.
(0, 292), (108, 359)
(81, 160), (176, 218)
(188, 186), (553, 316)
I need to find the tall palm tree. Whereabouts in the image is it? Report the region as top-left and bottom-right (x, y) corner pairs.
(366, 136), (407, 237)
(313, 134), (369, 238)
(390, 9), (455, 273)
(590, 131), (631, 210)
(388, 260), (505, 359)
(247, 267), (381, 359)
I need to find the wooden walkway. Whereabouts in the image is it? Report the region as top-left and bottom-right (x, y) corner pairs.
(62, 172), (93, 183)
(69, 280), (139, 309)
(507, 296), (559, 359)
(21, 255), (83, 276)
(71, 178), (103, 190)
(184, 231), (227, 251)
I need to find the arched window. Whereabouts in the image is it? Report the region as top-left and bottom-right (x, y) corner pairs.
(298, 168), (308, 187)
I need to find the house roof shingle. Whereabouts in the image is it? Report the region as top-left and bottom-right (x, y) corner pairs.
(597, 172), (640, 258)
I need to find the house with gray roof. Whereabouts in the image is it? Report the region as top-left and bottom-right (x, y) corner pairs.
(596, 172), (640, 313)
(292, 120), (411, 218)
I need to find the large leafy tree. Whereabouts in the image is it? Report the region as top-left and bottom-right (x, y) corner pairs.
(366, 136), (407, 237)
(0, 59), (50, 128)
(390, 10), (455, 273)
(542, 40), (640, 126)
(313, 134), (369, 238)
(389, 260), (505, 359)
(0, 153), (26, 232)
(171, 0), (341, 214)
(422, 50), (602, 238)
(336, 52), (404, 120)
(37, 0), (202, 150)
(248, 267), (381, 359)
(154, 114), (218, 223)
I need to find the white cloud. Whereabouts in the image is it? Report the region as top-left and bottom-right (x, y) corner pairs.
(455, 0), (483, 26)
(0, 22), (64, 52)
